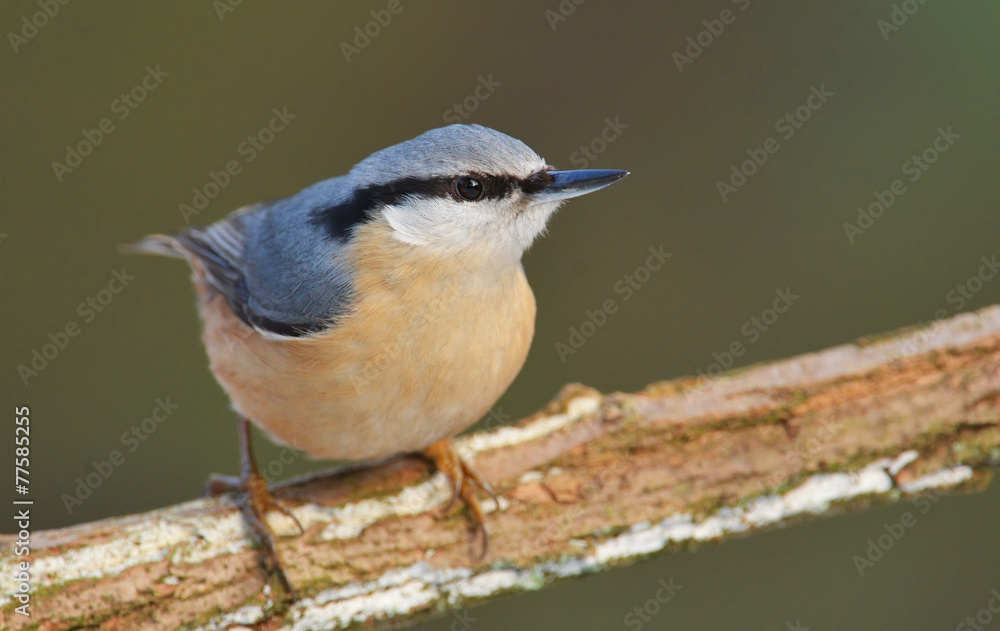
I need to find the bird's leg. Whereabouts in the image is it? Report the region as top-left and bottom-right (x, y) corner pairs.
(206, 416), (302, 600)
(423, 438), (498, 559)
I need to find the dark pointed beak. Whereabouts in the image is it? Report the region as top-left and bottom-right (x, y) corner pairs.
(532, 169), (630, 204)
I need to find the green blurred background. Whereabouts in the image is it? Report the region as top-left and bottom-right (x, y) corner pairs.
(2, 1), (999, 628)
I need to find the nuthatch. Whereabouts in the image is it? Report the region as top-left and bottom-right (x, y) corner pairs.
(128, 124), (628, 596)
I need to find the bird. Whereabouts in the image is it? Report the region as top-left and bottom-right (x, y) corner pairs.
(127, 123), (628, 597)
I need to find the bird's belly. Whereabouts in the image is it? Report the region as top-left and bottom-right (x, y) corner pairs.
(199, 266), (536, 461)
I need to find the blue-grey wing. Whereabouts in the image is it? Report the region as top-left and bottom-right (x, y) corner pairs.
(128, 176), (361, 339)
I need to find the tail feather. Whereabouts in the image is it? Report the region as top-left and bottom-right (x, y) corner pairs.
(121, 223), (251, 327)
(119, 233), (188, 259)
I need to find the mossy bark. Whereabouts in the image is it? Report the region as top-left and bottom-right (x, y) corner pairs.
(2, 306), (999, 630)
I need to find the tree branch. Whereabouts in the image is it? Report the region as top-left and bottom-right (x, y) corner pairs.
(3, 306), (999, 630)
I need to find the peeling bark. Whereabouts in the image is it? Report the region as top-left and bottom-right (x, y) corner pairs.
(2, 305), (999, 630)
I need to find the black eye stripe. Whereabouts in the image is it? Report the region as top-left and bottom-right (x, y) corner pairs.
(310, 169), (554, 241)
(520, 170), (555, 195)
(368, 171), (553, 202)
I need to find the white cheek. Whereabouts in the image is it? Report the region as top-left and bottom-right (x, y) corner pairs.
(381, 198), (495, 249)
(380, 197), (561, 261)
(513, 201), (562, 250)
(381, 203), (430, 246)
(381, 199), (457, 247)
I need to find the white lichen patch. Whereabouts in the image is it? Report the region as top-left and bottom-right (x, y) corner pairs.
(480, 496), (509, 515)
(518, 470), (544, 484)
(320, 475), (453, 540)
(310, 563), (472, 607)
(455, 396), (601, 458)
(0, 519), (192, 598)
(289, 581), (438, 631)
(271, 563), (547, 630)
(592, 452), (941, 564)
(888, 450), (919, 475)
(899, 465), (973, 494)
(286, 504), (345, 532)
(172, 511), (250, 565)
(445, 569), (531, 600)
(277, 564), (473, 630)
(167, 500), (344, 565)
(195, 604), (267, 630)
(517, 467), (565, 485)
(593, 514), (699, 563)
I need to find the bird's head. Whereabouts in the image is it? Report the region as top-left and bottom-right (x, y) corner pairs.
(340, 124), (628, 265)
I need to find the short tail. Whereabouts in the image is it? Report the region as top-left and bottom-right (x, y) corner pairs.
(119, 233), (188, 259)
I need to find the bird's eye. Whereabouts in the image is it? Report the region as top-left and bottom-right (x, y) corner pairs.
(454, 176), (484, 201)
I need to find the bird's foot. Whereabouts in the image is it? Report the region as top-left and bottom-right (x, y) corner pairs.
(205, 415), (304, 601)
(206, 470), (303, 600)
(423, 438), (498, 560)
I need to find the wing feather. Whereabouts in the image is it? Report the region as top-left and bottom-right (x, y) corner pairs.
(126, 205), (334, 339)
